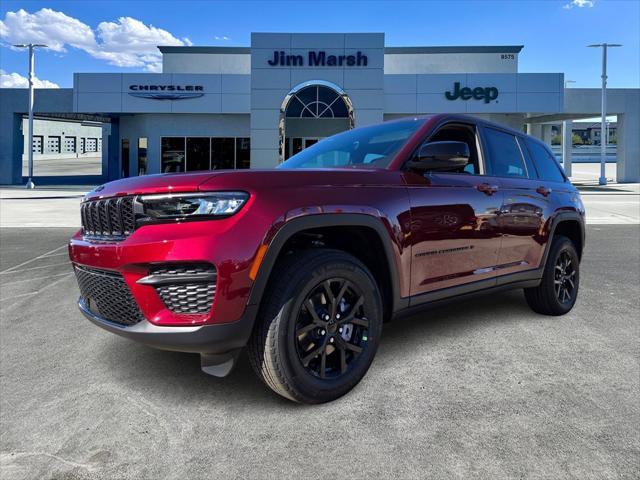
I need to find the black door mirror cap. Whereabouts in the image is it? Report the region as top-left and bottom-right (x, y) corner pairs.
(407, 141), (471, 172)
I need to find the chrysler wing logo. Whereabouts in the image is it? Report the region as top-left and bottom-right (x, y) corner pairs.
(128, 85), (204, 100)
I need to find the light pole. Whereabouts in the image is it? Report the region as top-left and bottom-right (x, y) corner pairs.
(588, 43), (622, 185)
(562, 81), (576, 177)
(13, 43), (48, 189)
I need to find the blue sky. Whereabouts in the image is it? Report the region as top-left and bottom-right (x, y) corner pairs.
(1, 0), (638, 89)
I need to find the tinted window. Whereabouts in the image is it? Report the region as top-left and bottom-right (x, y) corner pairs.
(279, 119), (424, 169)
(526, 139), (566, 183)
(483, 127), (528, 178)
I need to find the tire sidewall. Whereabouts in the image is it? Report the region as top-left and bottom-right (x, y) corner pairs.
(275, 254), (382, 402)
(545, 237), (580, 314)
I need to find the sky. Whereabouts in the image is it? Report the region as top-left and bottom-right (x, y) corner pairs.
(0, 0), (638, 89)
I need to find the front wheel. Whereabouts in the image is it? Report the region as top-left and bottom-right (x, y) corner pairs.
(524, 235), (580, 316)
(248, 249), (383, 403)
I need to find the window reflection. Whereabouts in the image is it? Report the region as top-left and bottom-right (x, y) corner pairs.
(160, 136), (251, 173)
(138, 137), (147, 175)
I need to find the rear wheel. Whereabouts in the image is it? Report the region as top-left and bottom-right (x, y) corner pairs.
(248, 249), (382, 403)
(524, 235), (580, 315)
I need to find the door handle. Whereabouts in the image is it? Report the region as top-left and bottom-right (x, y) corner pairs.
(536, 186), (552, 197)
(477, 183), (499, 196)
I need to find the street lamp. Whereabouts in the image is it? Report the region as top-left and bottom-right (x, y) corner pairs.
(588, 43), (622, 186)
(13, 43), (48, 189)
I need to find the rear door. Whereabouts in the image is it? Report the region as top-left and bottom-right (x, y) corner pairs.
(479, 126), (548, 277)
(403, 122), (504, 298)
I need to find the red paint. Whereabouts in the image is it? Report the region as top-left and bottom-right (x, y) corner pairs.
(69, 114), (584, 330)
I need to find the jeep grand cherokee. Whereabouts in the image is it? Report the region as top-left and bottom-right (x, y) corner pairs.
(69, 114), (585, 403)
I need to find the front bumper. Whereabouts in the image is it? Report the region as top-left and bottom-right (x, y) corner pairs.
(79, 298), (256, 354)
(69, 207), (265, 326)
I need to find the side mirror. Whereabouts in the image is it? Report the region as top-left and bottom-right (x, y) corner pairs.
(407, 141), (470, 172)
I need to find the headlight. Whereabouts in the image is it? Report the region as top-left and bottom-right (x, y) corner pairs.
(137, 192), (249, 221)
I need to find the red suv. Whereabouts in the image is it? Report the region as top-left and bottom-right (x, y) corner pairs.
(69, 115), (585, 403)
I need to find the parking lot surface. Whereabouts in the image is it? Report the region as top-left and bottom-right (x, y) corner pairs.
(1, 225), (639, 479)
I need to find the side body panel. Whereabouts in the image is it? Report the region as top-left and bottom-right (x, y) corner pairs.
(403, 171), (504, 295)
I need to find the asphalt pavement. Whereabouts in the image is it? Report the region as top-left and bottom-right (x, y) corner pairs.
(0, 225), (638, 479)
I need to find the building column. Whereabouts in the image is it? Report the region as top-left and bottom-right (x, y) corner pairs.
(106, 120), (120, 181)
(542, 125), (554, 145)
(527, 123), (543, 140)
(562, 120), (573, 177)
(616, 112), (640, 183)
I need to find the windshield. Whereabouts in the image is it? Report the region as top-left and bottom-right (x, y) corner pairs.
(278, 118), (424, 170)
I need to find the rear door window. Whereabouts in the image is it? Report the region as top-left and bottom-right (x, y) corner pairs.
(482, 127), (528, 178)
(525, 138), (566, 183)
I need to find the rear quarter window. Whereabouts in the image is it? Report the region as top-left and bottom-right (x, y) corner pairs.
(525, 138), (566, 183)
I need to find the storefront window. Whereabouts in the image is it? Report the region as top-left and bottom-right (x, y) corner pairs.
(161, 137), (186, 173)
(138, 138), (148, 175)
(211, 138), (235, 170)
(160, 136), (250, 173)
(186, 137), (210, 171)
(236, 138), (250, 169)
(121, 139), (130, 178)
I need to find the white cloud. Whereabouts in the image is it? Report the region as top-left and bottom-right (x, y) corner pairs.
(0, 8), (192, 72)
(214, 35), (230, 41)
(0, 8), (95, 52)
(0, 69), (59, 88)
(563, 0), (595, 9)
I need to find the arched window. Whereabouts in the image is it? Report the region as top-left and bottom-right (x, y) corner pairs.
(285, 85), (349, 119)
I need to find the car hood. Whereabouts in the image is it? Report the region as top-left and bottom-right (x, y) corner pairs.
(85, 168), (399, 200)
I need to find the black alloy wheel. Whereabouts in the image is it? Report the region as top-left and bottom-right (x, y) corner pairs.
(554, 250), (576, 304)
(295, 278), (370, 379)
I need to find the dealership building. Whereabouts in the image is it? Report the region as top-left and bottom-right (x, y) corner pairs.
(1, 32), (638, 185)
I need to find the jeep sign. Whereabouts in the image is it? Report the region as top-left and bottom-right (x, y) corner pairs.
(445, 82), (499, 103)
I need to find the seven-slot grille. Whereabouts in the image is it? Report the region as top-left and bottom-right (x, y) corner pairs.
(149, 264), (217, 315)
(75, 265), (145, 326)
(81, 196), (136, 239)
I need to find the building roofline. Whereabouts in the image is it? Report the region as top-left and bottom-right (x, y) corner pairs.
(158, 46), (251, 54)
(158, 45), (525, 55)
(384, 45), (524, 54)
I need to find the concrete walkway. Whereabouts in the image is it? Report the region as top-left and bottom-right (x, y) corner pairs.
(1, 180), (638, 227)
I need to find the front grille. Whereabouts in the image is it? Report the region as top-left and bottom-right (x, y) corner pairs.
(75, 265), (144, 326)
(81, 196), (136, 240)
(150, 264), (216, 314)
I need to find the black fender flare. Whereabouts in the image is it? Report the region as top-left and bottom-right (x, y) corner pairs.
(541, 210), (585, 267)
(246, 213), (407, 314)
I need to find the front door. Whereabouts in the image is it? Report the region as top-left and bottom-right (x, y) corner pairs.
(404, 123), (504, 298)
(304, 138), (319, 149)
(285, 137), (322, 159)
(405, 172), (503, 296)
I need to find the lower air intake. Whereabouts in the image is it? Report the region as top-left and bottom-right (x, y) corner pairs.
(74, 265), (145, 326)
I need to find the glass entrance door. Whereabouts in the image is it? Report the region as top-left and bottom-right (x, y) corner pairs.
(285, 137), (322, 160)
(304, 138), (319, 148)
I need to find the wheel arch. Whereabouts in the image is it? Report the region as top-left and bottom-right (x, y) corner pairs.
(545, 211), (585, 263)
(247, 214), (406, 319)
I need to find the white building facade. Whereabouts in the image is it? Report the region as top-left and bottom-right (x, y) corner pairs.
(0, 33), (638, 185)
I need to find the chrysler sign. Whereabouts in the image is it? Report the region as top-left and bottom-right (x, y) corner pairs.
(128, 84), (204, 100)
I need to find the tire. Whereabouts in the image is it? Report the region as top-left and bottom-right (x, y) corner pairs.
(248, 248), (383, 404)
(524, 235), (580, 316)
